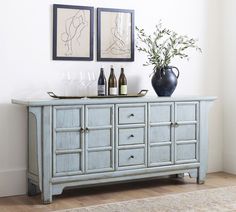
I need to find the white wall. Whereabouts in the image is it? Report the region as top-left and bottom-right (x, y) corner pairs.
(0, 0), (222, 197)
(222, 0), (236, 174)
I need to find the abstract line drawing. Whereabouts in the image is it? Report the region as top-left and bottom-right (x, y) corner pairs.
(53, 4), (94, 61)
(61, 10), (88, 56)
(97, 8), (134, 61)
(102, 14), (130, 56)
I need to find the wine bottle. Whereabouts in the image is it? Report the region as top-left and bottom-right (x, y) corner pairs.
(97, 67), (107, 96)
(119, 67), (127, 95)
(108, 65), (118, 96)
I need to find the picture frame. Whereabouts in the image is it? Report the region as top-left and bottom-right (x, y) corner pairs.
(53, 4), (94, 61)
(97, 8), (135, 62)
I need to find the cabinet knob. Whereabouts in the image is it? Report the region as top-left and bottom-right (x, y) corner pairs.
(129, 113), (134, 117)
(129, 155), (134, 159)
(129, 134), (134, 138)
(85, 127), (89, 133)
(80, 128), (85, 133)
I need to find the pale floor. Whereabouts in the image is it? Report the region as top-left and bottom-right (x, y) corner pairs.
(0, 172), (236, 212)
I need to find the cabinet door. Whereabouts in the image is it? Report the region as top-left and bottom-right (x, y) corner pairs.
(53, 106), (84, 177)
(85, 105), (114, 173)
(148, 103), (174, 166)
(175, 102), (199, 164)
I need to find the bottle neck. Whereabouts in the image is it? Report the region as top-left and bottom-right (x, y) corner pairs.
(121, 68), (124, 75)
(110, 69), (114, 75)
(100, 69), (104, 76)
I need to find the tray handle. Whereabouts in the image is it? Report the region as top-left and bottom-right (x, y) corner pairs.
(138, 89), (148, 96)
(47, 92), (58, 98)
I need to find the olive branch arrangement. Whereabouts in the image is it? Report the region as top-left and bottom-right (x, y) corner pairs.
(136, 21), (202, 71)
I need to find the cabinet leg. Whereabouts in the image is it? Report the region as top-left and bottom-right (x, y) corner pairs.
(197, 168), (206, 184)
(41, 186), (52, 204)
(28, 180), (39, 196)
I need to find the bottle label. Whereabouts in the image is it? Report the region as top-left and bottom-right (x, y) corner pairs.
(98, 85), (106, 95)
(109, 87), (118, 95)
(120, 85), (127, 95)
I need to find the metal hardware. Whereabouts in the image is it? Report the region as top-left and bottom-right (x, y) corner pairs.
(129, 113), (134, 117)
(85, 127), (89, 133)
(129, 155), (134, 159)
(171, 122), (179, 127)
(175, 122), (179, 127)
(47, 89), (148, 99)
(129, 134), (134, 138)
(80, 127), (85, 133)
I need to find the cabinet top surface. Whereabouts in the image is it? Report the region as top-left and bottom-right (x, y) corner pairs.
(12, 96), (217, 106)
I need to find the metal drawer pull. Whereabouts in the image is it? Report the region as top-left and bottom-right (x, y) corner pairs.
(171, 122), (179, 127)
(129, 134), (134, 138)
(129, 113), (135, 117)
(80, 127), (85, 133)
(129, 155), (134, 159)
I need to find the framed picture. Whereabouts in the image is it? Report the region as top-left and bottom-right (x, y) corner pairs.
(97, 8), (135, 62)
(53, 4), (94, 61)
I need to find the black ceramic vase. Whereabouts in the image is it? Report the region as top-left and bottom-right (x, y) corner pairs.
(151, 66), (180, 97)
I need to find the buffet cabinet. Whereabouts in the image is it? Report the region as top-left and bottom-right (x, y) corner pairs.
(12, 97), (215, 203)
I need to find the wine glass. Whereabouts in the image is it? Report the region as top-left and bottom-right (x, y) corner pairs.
(87, 72), (96, 96)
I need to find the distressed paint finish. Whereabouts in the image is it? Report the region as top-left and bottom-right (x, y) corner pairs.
(42, 106), (52, 203)
(12, 96), (216, 203)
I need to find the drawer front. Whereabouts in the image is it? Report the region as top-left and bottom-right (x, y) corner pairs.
(118, 127), (145, 146)
(118, 148), (145, 167)
(118, 105), (145, 124)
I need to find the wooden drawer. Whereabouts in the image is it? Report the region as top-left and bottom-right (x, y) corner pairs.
(118, 148), (145, 167)
(118, 104), (146, 125)
(118, 127), (145, 146)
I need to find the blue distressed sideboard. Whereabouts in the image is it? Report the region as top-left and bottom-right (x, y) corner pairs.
(12, 96), (216, 203)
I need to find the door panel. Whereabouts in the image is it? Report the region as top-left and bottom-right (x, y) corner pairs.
(87, 151), (112, 170)
(150, 145), (171, 165)
(85, 105), (114, 173)
(148, 103), (174, 167)
(53, 106), (84, 177)
(175, 102), (199, 164)
(87, 129), (111, 148)
(176, 143), (197, 162)
(176, 104), (197, 122)
(175, 124), (197, 141)
(150, 125), (171, 143)
(150, 104), (172, 123)
(56, 131), (81, 150)
(87, 107), (112, 127)
(56, 108), (81, 128)
(56, 153), (81, 174)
